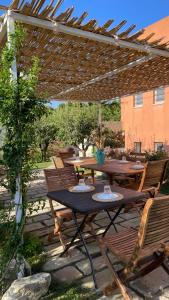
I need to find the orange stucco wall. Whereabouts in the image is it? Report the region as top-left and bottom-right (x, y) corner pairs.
(121, 88), (169, 151)
(121, 16), (169, 152)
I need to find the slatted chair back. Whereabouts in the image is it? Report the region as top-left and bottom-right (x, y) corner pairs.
(44, 166), (78, 192)
(139, 159), (169, 192)
(136, 196), (169, 251)
(52, 156), (64, 169)
(59, 151), (74, 160)
(44, 167), (78, 219)
(124, 196), (169, 275)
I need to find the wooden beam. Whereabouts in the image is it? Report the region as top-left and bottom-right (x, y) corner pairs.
(0, 5), (9, 10)
(10, 11), (169, 58)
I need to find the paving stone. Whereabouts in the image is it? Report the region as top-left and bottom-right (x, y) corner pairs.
(120, 212), (139, 220)
(44, 243), (65, 256)
(42, 249), (85, 272)
(83, 268), (111, 290)
(97, 290), (141, 300)
(81, 241), (101, 257)
(120, 218), (139, 229)
(42, 219), (54, 227)
(52, 266), (82, 282)
(95, 212), (108, 221)
(76, 256), (106, 276)
(26, 213), (50, 224)
(130, 267), (169, 297)
(157, 287), (169, 299)
(24, 222), (45, 232)
(31, 226), (54, 237)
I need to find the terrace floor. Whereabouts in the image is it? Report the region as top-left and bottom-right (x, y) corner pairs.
(1, 170), (169, 299)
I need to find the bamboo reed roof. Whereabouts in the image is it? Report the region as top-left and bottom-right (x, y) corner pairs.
(0, 0), (169, 101)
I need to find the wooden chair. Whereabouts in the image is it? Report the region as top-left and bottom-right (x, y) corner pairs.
(100, 195), (169, 300)
(52, 155), (84, 180)
(44, 166), (96, 249)
(58, 150), (74, 161)
(128, 159), (169, 197)
(52, 156), (64, 169)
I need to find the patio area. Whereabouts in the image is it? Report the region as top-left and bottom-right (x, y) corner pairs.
(0, 1), (169, 299)
(1, 166), (169, 299)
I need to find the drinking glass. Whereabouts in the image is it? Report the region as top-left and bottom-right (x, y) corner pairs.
(122, 155), (126, 161)
(104, 185), (112, 194)
(87, 176), (93, 185)
(79, 178), (85, 186)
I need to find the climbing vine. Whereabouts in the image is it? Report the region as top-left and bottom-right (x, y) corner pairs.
(0, 25), (48, 290)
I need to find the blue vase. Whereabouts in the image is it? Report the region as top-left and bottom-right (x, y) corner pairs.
(96, 149), (105, 165)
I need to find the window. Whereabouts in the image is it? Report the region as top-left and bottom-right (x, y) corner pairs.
(154, 142), (164, 151)
(154, 87), (165, 104)
(134, 142), (142, 153)
(134, 93), (143, 107)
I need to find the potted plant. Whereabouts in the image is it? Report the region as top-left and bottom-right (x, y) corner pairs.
(90, 126), (109, 164)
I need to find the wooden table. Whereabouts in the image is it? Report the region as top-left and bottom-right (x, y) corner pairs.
(64, 156), (96, 167)
(47, 184), (146, 288)
(82, 159), (145, 184)
(64, 157), (96, 182)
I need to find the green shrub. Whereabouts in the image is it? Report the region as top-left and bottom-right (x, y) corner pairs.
(42, 281), (98, 300)
(21, 233), (46, 273)
(145, 150), (168, 161)
(21, 233), (43, 258)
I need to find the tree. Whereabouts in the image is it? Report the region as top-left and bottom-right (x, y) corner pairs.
(102, 101), (121, 121)
(36, 122), (58, 161)
(52, 103), (99, 157)
(0, 26), (48, 286)
(38, 101), (121, 158)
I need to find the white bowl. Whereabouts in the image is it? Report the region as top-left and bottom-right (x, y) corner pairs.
(73, 185), (90, 191)
(97, 193), (118, 200)
(118, 160), (129, 164)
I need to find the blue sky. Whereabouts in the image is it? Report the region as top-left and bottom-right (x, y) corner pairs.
(3, 0), (168, 30)
(2, 0), (169, 107)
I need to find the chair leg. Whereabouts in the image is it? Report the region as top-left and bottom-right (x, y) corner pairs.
(100, 240), (132, 300)
(85, 213), (97, 237)
(53, 217), (67, 250)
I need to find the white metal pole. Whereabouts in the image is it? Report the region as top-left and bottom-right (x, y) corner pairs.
(7, 11), (24, 278)
(98, 102), (102, 149)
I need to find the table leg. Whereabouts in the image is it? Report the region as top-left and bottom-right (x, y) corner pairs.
(60, 214), (89, 257)
(72, 211), (98, 289)
(91, 169), (95, 184)
(106, 210), (118, 232)
(103, 204), (124, 237)
(59, 212), (98, 289)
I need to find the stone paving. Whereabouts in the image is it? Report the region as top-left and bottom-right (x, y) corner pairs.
(1, 168), (169, 299)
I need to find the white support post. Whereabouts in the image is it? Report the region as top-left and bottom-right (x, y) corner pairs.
(98, 102), (102, 147)
(7, 11), (24, 278)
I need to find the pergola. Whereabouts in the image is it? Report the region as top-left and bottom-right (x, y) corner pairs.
(0, 1), (169, 280)
(0, 0), (169, 103)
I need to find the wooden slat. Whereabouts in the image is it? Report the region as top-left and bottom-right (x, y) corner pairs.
(109, 20), (127, 35)
(50, 0), (64, 18)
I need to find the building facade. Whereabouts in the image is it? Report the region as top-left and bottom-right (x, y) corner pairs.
(121, 16), (169, 153)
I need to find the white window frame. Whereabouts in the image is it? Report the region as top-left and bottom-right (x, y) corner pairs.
(154, 142), (164, 151)
(134, 93), (143, 107)
(154, 87), (165, 104)
(134, 142), (142, 153)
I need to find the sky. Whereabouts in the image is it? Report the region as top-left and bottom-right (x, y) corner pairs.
(2, 0), (169, 30)
(2, 0), (169, 108)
